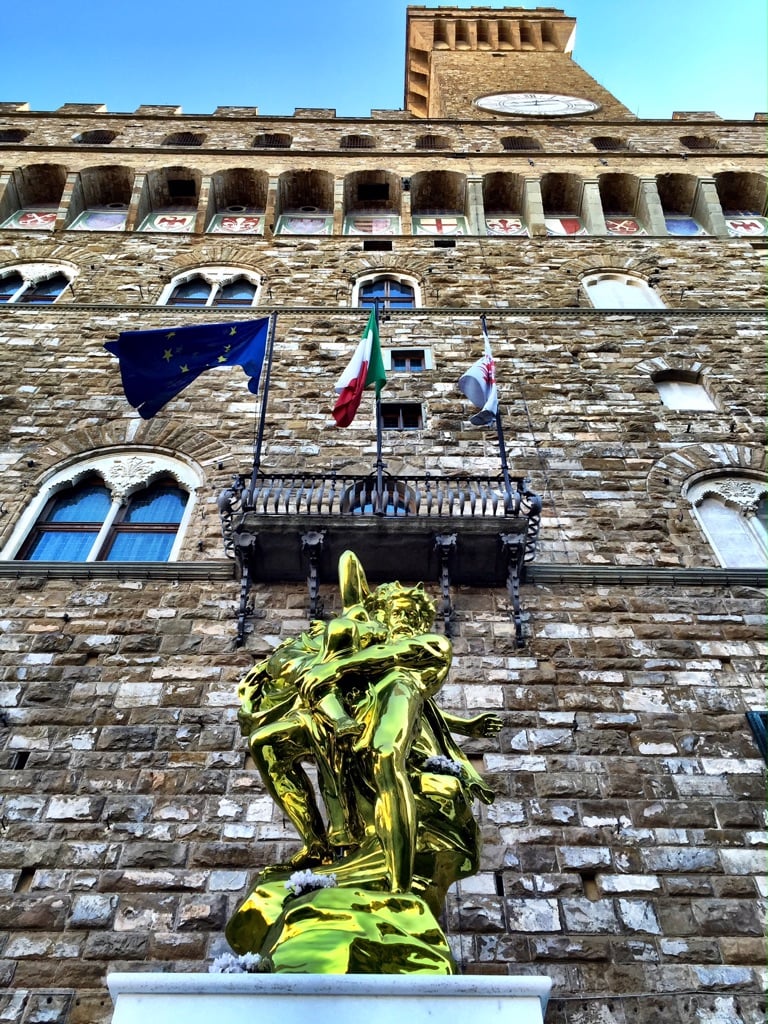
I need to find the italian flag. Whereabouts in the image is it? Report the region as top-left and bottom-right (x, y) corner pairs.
(332, 309), (386, 427)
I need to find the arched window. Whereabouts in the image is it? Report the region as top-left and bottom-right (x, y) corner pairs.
(252, 133), (292, 149)
(687, 476), (768, 568)
(582, 271), (664, 310)
(0, 129), (28, 143)
(340, 134), (376, 150)
(160, 267), (260, 307)
(354, 274), (419, 309)
(162, 132), (205, 147)
(0, 265), (72, 304)
(654, 371), (716, 410)
(501, 136), (541, 151)
(2, 453), (200, 563)
(73, 130), (117, 145)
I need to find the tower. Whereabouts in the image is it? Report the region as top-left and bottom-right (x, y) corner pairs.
(405, 6), (633, 119)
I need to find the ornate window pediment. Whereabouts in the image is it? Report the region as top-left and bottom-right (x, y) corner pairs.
(2, 452), (201, 563)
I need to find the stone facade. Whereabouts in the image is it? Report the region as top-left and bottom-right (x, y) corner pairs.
(0, 6), (766, 1024)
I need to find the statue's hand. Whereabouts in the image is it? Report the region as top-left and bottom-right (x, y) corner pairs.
(465, 712), (503, 738)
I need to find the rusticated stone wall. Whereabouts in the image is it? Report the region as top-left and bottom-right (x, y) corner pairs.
(0, 23), (766, 1024)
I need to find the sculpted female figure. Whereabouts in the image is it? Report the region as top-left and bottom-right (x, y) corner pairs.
(236, 551), (500, 902)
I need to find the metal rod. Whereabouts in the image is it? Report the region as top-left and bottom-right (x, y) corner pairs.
(374, 300), (385, 515)
(251, 311), (278, 494)
(495, 405), (515, 512)
(481, 313), (515, 512)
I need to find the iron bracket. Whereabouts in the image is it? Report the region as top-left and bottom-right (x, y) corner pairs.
(500, 533), (526, 648)
(434, 533), (457, 637)
(301, 530), (326, 620)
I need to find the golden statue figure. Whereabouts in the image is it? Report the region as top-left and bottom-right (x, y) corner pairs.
(226, 551), (500, 974)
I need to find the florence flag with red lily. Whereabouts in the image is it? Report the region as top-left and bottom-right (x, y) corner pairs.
(332, 309), (386, 427)
(458, 329), (498, 426)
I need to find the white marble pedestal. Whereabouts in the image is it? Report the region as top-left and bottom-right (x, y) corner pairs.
(108, 972), (551, 1024)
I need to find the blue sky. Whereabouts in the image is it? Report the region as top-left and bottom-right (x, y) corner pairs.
(1, 0), (766, 120)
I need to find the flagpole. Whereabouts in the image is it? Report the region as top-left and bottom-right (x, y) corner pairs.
(250, 311), (278, 494)
(480, 314), (515, 513)
(373, 300), (385, 515)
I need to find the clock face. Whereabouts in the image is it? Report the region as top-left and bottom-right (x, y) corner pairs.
(476, 92), (600, 116)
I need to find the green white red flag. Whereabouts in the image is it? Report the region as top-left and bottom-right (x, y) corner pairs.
(332, 309), (386, 427)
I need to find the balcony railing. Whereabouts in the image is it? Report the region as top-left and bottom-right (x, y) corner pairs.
(219, 471), (542, 646)
(219, 471), (541, 563)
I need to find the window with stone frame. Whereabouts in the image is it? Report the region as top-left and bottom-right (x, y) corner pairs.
(686, 475), (768, 568)
(386, 349), (431, 373)
(160, 268), (261, 307)
(380, 402), (423, 430)
(2, 453), (200, 563)
(355, 275), (419, 310)
(0, 264), (72, 304)
(653, 370), (716, 410)
(582, 271), (665, 309)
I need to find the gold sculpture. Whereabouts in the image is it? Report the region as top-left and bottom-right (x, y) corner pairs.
(226, 551), (500, 973)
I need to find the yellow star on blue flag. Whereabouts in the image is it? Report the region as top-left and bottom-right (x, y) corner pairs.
(104, 318), (270, 419)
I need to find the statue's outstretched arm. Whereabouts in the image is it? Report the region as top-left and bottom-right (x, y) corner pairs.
(441, 710), (503, 738)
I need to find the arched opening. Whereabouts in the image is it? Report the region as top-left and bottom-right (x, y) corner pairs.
(410, 171), (468, 235)
(483, 172), (527, 235)
(275, 169), (334, 234)
(599, 173), (646, 235)
(343, 171), (402, 235)
(714, 171), (767, 237)
(541, 173), (587, 235)
(656, 173), (706, 235)
(0, 164), (67, 230)
(207, 168), (269, 234)
(137, 167), (202, 232)
(66, 165), (133, 231)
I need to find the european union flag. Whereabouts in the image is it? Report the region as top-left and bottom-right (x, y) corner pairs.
(104, 318), (270, 419)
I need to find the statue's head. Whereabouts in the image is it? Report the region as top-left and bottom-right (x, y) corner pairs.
(367, 581), (435, 637)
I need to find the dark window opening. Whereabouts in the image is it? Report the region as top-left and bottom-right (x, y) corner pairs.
(381, 402), (423, 430)
(162, 132), (205, 147)
(591, 136), (627, 151)
(501, 136), (541, 151)
(252, 133), (292, 148)
(434, 239), (456, 248)
(357, 182), (390, 203)
(75, 130), (117, 145)
(168, 178), (197, 199)
(341, 135), (376, 150)
(0, 272), (24, 302)
(0, 129), (28, 143)
(363, 240), (393, 252)
(416, 134), (451, 151)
